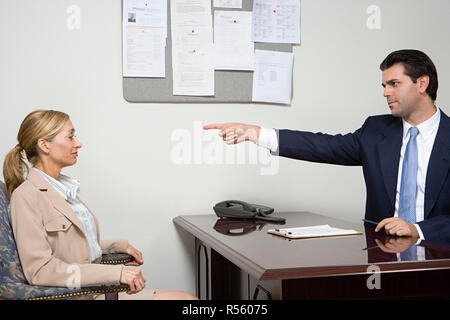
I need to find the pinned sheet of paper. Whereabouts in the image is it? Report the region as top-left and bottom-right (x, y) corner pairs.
(252, 50), (294, 105)
(171, 0), (215, 96)
(213, 0), (243, 8)
(122, 0), (167, 78)
(252, 0), (301, 44)
(214, 11), (254, 71)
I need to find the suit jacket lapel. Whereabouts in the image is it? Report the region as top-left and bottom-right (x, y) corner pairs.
(27, 169), (85, 233)
(425, 111), (450, 218)
(376, 118), (403, 215)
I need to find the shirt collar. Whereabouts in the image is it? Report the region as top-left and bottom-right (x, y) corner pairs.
(33, 168), (80, 201)
(402, 106), (441, 141)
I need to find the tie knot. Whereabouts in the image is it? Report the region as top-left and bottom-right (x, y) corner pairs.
(409, 127), (419, 138)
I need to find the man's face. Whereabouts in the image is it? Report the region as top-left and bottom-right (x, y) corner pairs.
(382, 63), (422, 119)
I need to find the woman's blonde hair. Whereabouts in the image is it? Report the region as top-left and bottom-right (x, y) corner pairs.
(3, 110), (70, 198)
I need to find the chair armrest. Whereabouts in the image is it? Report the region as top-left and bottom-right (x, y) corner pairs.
(100, 253), (134, 265)
(0, 282), (129, 300)
(26, 284), (130, 300)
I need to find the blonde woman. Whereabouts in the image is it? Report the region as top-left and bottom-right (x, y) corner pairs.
(3, 109), (197, 300)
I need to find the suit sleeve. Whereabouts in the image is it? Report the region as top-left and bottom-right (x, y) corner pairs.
(274, 119), (369, 166)
(418, 215), (450, 244)
(100, 239), (129, 254)
(10, 189), (123, 288)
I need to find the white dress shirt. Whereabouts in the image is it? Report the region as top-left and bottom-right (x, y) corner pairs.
(394, 107), (441, 239)
(34, 168), (103, 262)
(257, 107), (441, 242)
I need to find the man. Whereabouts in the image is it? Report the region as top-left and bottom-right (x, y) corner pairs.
(204, 49), (450, 244)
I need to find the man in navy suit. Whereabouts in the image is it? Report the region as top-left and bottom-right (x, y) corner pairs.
(204, 50), (450, 244)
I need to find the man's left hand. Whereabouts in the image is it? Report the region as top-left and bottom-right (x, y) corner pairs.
(375, 217), (419, 237)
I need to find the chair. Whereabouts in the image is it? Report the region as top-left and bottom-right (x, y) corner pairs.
(0, 180), (132, 300)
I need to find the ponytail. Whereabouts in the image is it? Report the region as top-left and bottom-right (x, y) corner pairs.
(3, 144), (29, 198)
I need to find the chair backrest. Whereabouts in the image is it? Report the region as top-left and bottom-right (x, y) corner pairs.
(0, 181), (29, 299)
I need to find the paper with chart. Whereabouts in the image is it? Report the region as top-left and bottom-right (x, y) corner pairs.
(252, 0), (301, 44)
(171, 0), (215, 96)
(213, 0), (243, 8)
(252, 49), (294, 104)
(214, 11), (254, 71)
(267, 225), (362, 239)
(122, 0), (167, 77)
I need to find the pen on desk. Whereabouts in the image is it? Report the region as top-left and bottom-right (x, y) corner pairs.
(362, 219), (379, 226)
(362, 245), (379, 251)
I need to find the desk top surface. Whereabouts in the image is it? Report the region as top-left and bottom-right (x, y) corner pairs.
(173, 212), (450, 280)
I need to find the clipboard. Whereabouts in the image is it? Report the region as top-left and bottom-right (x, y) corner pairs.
(267, 225), (363, 240)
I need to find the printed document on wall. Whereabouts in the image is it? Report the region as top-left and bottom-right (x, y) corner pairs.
(122, 0), (167, 78)
(214, 11), (254, 71)
(171, 0), (214, 96)
(252, 50), (294, 104)
(213, 0), (242, 8)
(252, 0), (301, 44)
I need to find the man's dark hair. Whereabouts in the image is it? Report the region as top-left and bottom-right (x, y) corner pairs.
(380, 49), (438, 101)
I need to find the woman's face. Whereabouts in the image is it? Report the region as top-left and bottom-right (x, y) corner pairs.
(46, 120), (82, 168)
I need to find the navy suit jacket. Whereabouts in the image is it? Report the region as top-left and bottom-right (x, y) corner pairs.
(276, 110), (450, 244)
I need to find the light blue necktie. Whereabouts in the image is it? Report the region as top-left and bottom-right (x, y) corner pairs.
(398, 127), (419, 224)
(398, 127), (419, 261)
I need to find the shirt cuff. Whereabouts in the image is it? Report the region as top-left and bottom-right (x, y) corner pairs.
(414, 224), (425, 242)
(257, 127), (279, 153)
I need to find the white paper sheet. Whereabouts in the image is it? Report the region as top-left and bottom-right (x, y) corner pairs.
(123, 27), (166, 78)
(252, 49), (294, 104)
(122, 0), (167, 78)
(213, 0), (242, 8)
(268, 225), (362, 239)
(214, 11), (254, 71)
(252, 0), (301, 44)
(171, 0), (215, 96)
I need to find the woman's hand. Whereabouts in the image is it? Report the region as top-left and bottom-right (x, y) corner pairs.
(125, 244), (143, 266)
(120, 268), (146, 294)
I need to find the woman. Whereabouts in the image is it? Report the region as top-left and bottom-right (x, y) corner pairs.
(3, 109), (197, 300)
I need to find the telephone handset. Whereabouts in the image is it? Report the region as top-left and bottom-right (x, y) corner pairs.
(213, 200), (285, 223)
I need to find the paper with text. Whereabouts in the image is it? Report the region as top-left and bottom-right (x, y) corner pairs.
(252, 0), (301, 44)
(171, 0), (214, 96)
(214, 11), (254, 71)
(213, 0), (243, 8)
(268, 225), (362, 239)
(252, 49), (293, 104)
(122, 0), (167, 78)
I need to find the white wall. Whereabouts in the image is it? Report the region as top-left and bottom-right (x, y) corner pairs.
(1, 0), (449, 293)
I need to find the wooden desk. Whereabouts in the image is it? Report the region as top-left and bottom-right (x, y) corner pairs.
(173, 212), (450, 300)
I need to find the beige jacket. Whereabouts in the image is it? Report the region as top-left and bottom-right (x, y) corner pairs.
(9, 169), (128, 288)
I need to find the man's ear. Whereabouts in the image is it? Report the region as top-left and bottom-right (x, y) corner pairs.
(417, 75), (430, 95)
(37, 138), (50, 155)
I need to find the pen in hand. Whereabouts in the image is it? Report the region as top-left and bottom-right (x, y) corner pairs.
(362, 219), (379, 226)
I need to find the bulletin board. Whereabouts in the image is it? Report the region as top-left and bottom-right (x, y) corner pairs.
(122, 0), (294, 103)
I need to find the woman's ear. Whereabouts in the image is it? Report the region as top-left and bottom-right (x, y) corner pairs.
(36, 138), (50, 155)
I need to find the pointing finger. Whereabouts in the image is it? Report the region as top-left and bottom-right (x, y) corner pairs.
(375, 218), (391, 232)
(203, 123), (229, 130)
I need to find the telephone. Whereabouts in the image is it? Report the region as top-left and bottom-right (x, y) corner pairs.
(213, 200), (285, 223)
